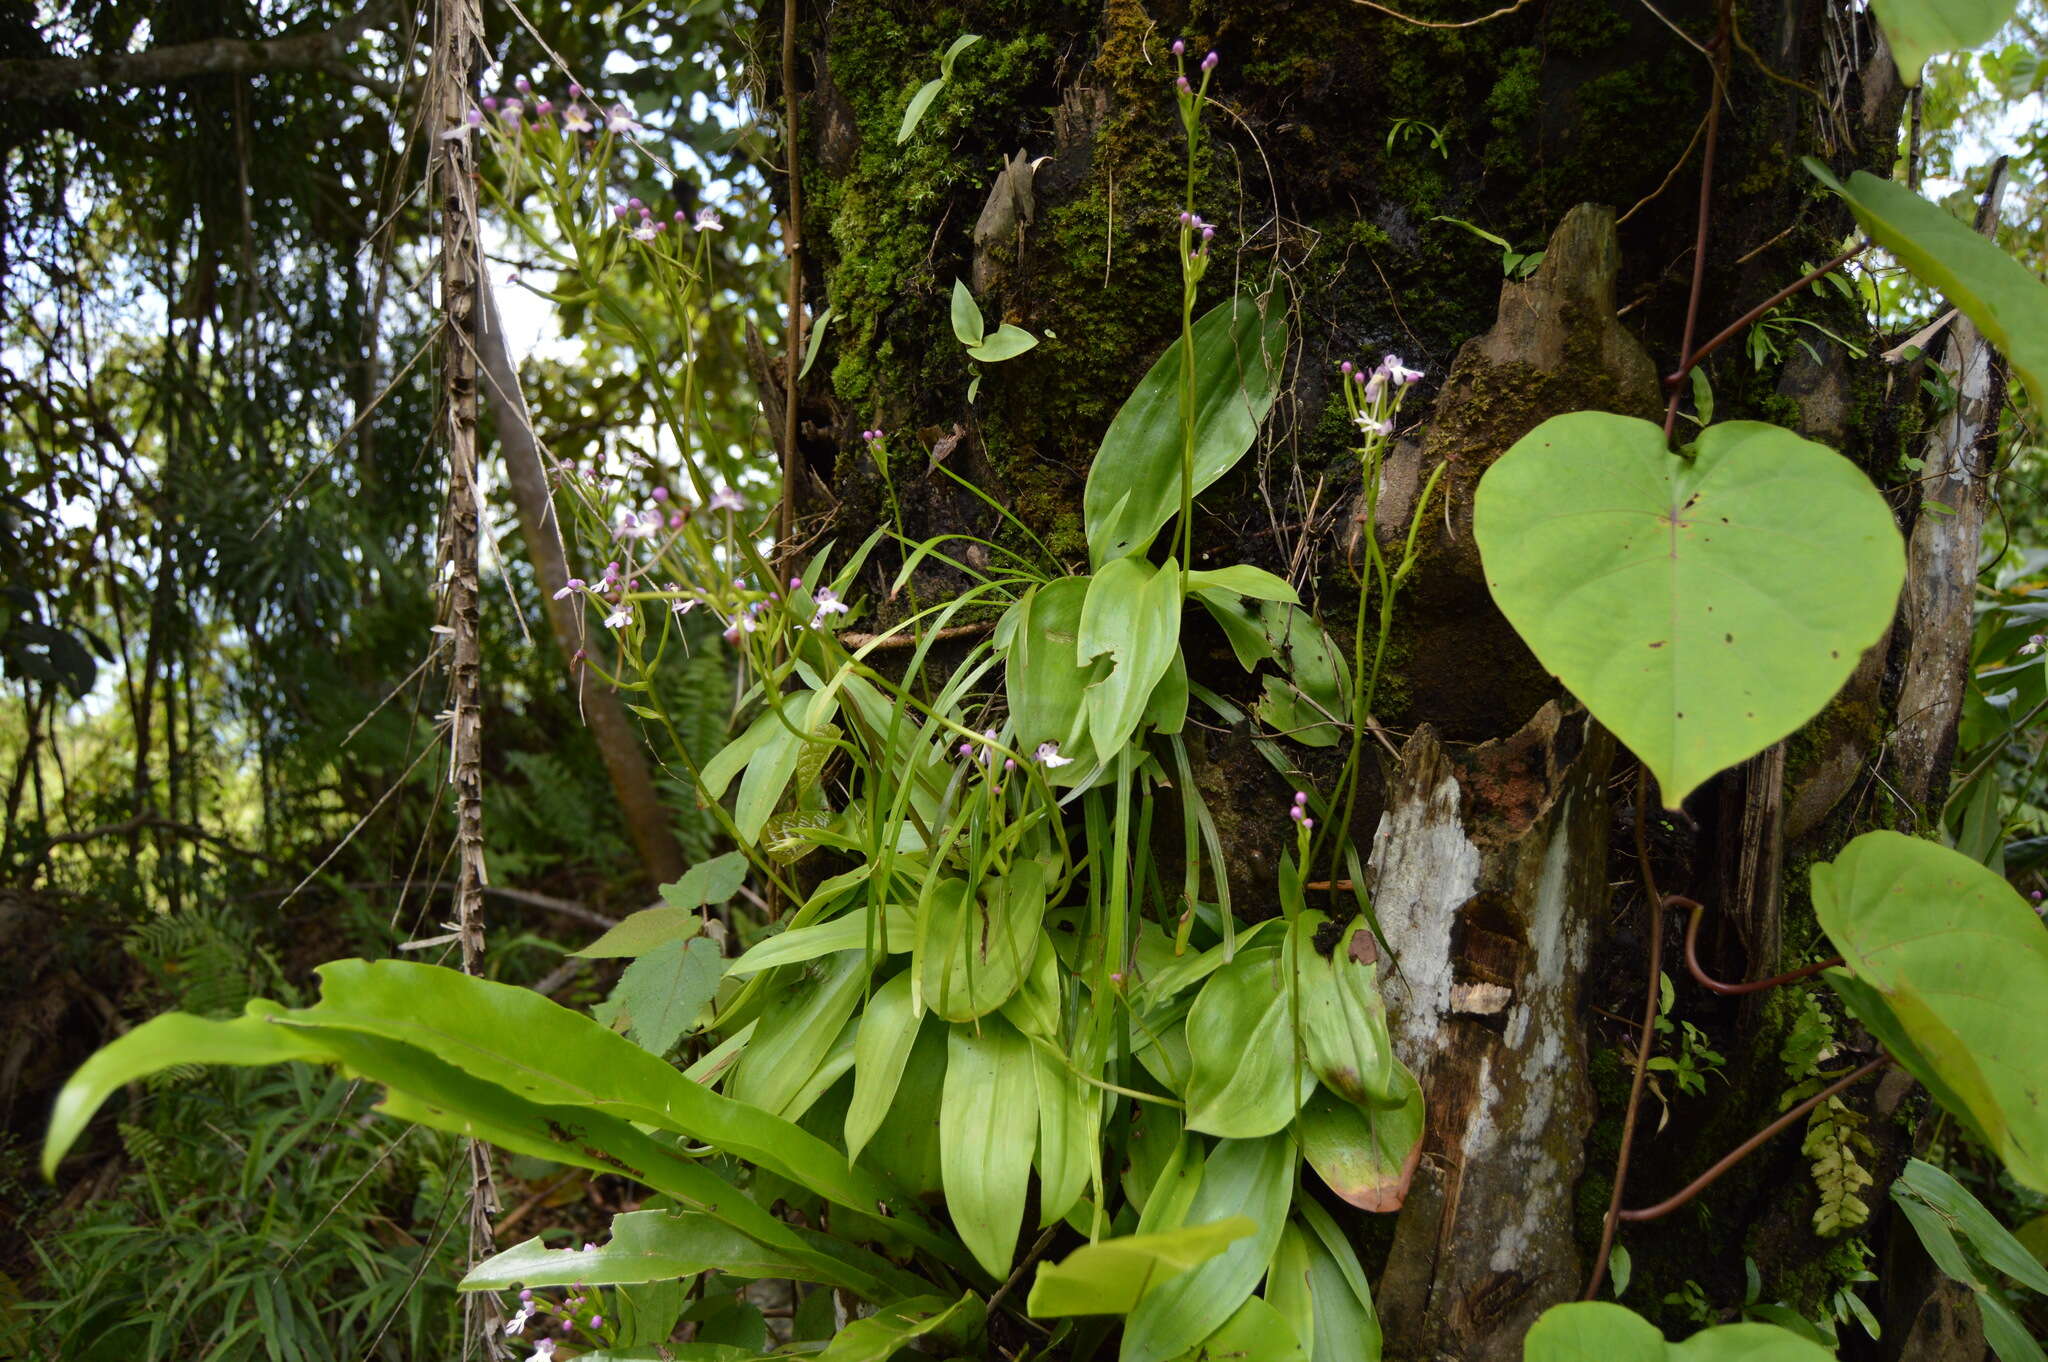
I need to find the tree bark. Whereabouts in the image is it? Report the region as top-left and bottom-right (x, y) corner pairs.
(476, 282), (690, 887)
(776, 1), (1943, 1355)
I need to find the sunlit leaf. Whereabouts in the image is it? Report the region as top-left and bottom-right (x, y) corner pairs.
(920, 865), (1047, 1022)
(1475, 413), (1903, 807)
(814, 1293), (985, 1362)
(1026, 1217), (1255, 1316)
(1079, 555), (1183, 762)
(845, 972), (921, 1163)
(940, 1016), (1037, 1277)
(1524, 1302), (1836, 1362)
(1865, 0), (2020, 85)
(968, 324), (1038, 362)
(950, 279), (985, 347)
(1083, 294), (1288, 566)
(1294, 914), (1395, 1106)
(1297, 1072), (1425, 1213)
(461, 1210), (810, 1289)
(1183, 945), (1311, 1139)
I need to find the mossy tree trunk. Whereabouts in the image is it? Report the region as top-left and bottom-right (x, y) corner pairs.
(766, 2), (1960, 1356)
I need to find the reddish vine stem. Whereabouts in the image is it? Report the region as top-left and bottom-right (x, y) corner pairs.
(1662, 243), (1870, 393)
(1661, 7), (1730, 444)
(1584, 765), (1669, 1300)
(1618, 1055), (1891, 1222)
(1678, 896), (1842, 996)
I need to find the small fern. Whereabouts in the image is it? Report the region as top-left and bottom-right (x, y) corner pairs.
(1801, 1094), (1876, 1236)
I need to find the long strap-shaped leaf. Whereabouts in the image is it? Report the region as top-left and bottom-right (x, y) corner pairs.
(42, 1007), (924, 1299)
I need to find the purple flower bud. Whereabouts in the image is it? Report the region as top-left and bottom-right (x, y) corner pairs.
(789, 577), (802, 590)
(613, 204), (628, 219)
(483, 96), (499, 111)
(536, 99), (554, 115)
(1339, 361), (1353, 375)
(1176, 74), (1191, 92)
(466, 107), (483, 127)
(1304, 817), (1315, 830)
(591, 1316), (602, 1328)
(1172, 39), (1186, 55)
(629, 197), (643, 210)
(651, 485), (669, 501)
(1004, 757), (1017, 771)
(1289, 805), (1305, 823)
(520, 1289), (534, 1301)
(572, 648), (587, 662)
(1201, 51), (1219, 71)
(668, 512), (684, 528)
(515, 76), (532, 93)
(1294, 791), (1309, 806)
(1201, 225), (1215, 241)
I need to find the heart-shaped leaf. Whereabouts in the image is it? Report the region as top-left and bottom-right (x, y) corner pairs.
(1083, 294), (1287, 566)
(1808, 160), (2048, 401)
(1475, 413), (1903, 807)
(1812, 831), (2048, 1192)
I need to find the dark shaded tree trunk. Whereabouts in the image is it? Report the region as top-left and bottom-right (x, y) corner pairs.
(771, 2), (1960, 1356)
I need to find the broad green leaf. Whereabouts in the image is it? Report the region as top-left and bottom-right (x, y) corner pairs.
(814, 1293), (985, 1362)
(1183, 945), (1313, 1138)
(936, 33), (981, 78)
(1195, 588), (1280, 672)
(731, 951), (868, 1119)
(701, 708), (785, 799)
(1980, 1292), (2048, 1362)
(1079, 555), (1184, 762)
(1524, 1303), (1836, 1362)
(921, 865), (1047, 1022)
(606, 936), (726, 1056)
(845, 971), (921, 1162)
(1004, 578), (1099, 757)
(1474, 414), (1903, 807)
(1031, 1037), (1097, 1228)
(461, 1210), (809, 1289)
(1120, 1134), (1295, 1362)
(728, 906), (915, 977)
(1251, 604), (1350, 748)
(1002, 931), (1063, 1039)
(862, 1015), (948, 1198)
(898, 81), (944, 145)
(736, 695), (833, 844)
(1808, 161), (2048, 399)
(1298, 1073), (1425, 1213)
(1184, 565), (1298, 603)
(950, 279), (985, 346)
(1026, 1217), (1255, 1316)
(1145, 650), (1190, 735)
(1296, 1200), (1382, 1362)
(1897, 1158), (2048, 1295)
(1866, 0), (2020, 84)
(968, 324), (1038, 362)
(1813, 831), (2048, 1191)
(1084, 294), (1288, 566)
(1177, 1297), (1306, 1362)
(1293, 914), (1395, 1106)
(940, 1016), (1037, 1277)
(574, 907), (703, 959)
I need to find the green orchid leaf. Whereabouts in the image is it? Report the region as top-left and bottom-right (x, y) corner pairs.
(1184, 565), (1299, 603)
(1474, 413), (1903, 808)
(1194, 588), (1281, 672)
(968, 324), (1038, 363)
(1084, 294), (1287, 566)
(1866, 0), (2019, 85)
(814, 1293), (985, 1362)
(1120, 1134), (1295, 1362)
(1175, 1297), (1307, 1362)
(1026, 1216), (1256, 1316)
(936, 33), (982, 79)
(1293, 914), (1395, 1106)
(845, 971), (922, 1163)
(461, 1210), (811, 1289)
(897, 79), (944, 145)
(1265, 1223), (1317, 1359)
(1031, 1036), (1098, 1229)
(1183, 944), (1312, 1139)
(1079, 555), (1184, 762)
(1296, 1200), (1382, 1362)
(1144, 649), (1190, 735)
(1813, 831), (2048, 1192)
(1524, 1303), (1837, 1362)
(736, 695), (834, 844)
(920, 865), (1048, 1022)
(1251, 604), (1350, 748)
(950, 279), (986, 347)
(1298, 1071), (1425, 1213)
(1808, 160), (2048, 399)
(940, 1016), (1037, 1277)
(1004, 578), (1101, 758)
(730, 951), (868, 1120)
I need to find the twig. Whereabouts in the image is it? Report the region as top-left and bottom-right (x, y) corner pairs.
(1618, 1056), (1890, 1222)
(837, 621), (996, 650)
(1661, 3), (1731, 445)
(986, 1226), (1061, 1317)
(1347, 0), (1533, 28)
(1663, 243), (1869, 389)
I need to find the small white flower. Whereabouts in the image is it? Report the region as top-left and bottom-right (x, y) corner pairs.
(1379, 354), (1424, 386)
(605, 103), (640, 135)
(1034, 742), (1072, 768)
(809, 587), (850, 629)
(506, 1305), (535, 1336)
(561, 103), (594, 133)
(2022, 634), (2046, 655)
(603, 605), (631, 629)
(631, 217), (660, 243)
(709, 486), (745, 512)
(531, 1341), (558, 1361)
(694, 207), (724, 232)
(551, 577), (585, 600)
(1354, 413), (1392, 437)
